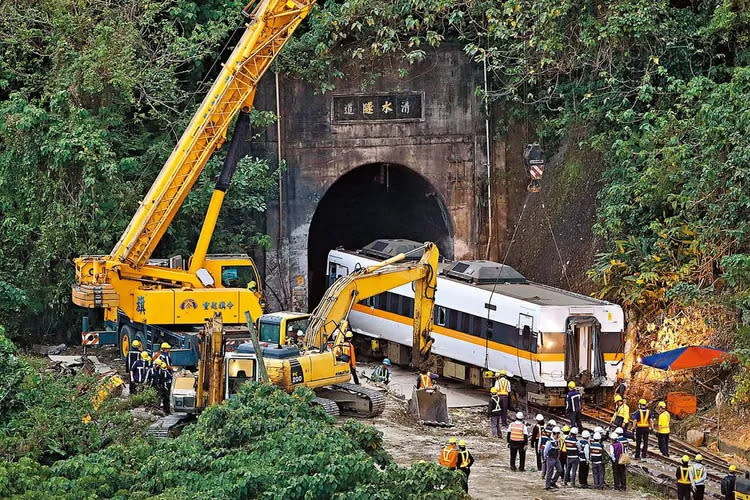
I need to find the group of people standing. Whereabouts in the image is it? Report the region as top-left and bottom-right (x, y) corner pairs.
(126, 339), (175, 413)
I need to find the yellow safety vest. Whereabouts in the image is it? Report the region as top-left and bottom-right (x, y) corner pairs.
(678, 466), (691, 484)
(509, 421), (525, 442)
(496, 377), (510, 395)
(636, 409), (651, 427)
(420, 374), (433, 388)
(657, 411), (670, 433)
(692, 464), (705, 483)
(612, 403), (630, 423)
(458, 450), (471, 468)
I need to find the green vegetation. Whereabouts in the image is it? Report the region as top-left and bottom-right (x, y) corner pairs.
(0, 333), (463, 499)
(0, 0), (278, 340)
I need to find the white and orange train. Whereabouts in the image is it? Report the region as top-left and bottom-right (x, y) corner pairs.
(326, 239), (625, 407)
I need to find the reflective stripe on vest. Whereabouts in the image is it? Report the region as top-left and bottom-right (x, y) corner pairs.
(590, 443), (603, 463)
(692, 465), (706, 484)
(658, 412), (670, 433)
(491, 396), (502, 412)
(497, 378), (510, 395)
(637, 409), (651, 427)
(509, 422), (524, 442)
(439, 446), (457, 467)
(564, 437), (578, 455)
(458, 450), (470, 468)
(420, 374), (433, 388)
(578, 439), (588, 460)
(678, 466), (691, 484)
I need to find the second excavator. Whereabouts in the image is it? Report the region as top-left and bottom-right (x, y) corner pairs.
(170, 242), (440, 419)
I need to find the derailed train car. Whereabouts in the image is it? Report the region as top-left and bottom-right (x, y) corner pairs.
(327, 239), (625, 407)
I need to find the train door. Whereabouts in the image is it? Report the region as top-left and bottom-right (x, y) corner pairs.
(565, 317), (605, 381)
(518, 312), (536, 379)
(327, 261), (349, 287)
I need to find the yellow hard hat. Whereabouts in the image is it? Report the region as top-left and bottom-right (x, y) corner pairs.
(562, 425), (570, 433)
(140, 351), (151, 361)
(614, 395), (623, 402)
(658, 401), (666, 408)
(682, 455), (690, 463)
(448, 437), (457, 444)
(568, 381), (576, 389)
(345, 331), (353, 339)
(499, 369), (507, 376)
(695, 454), (703, 461)
(458, 440), (466, 446)
(494, 371), (501, 377)
(639, 398), (647, 405)
(160, 342), (171, 349)
(132, 339), (142, 348)
(729, 465), (737, 472)
(490, 387), (498, 394)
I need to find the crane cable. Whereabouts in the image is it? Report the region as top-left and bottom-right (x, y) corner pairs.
(540, 190), (572, 290)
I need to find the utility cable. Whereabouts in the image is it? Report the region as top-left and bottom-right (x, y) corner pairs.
(540, 190), (572, 290)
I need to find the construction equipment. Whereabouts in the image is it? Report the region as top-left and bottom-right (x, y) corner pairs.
(523, 143), (544, 192)
(171, 242), (440, 418)
(71, 0), (316, 366)
(409, 386), (452, 426)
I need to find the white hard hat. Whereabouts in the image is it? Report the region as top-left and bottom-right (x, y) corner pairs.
(594, 426), (603, 434)
(535, 414), (544, 421)
(615, 427), (624, 435)
(570, 427), (578, 434)
(548, 419), (557, 426)
(516, 412), (524, 420)
(552, 426), (561, 433)
(610, 432), (618, 440)
(593, 432), (601, 440)
(581, 430), (590, 438)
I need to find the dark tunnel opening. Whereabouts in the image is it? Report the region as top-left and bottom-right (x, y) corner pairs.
(308, 163), (454, 308)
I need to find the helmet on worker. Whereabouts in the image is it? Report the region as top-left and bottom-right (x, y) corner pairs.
(562, 425), (570, 433)
(615, 427), (624, 435)
(614, 394), (623, 403)
(535, 414), (544, 422)
(568, 381), (576, 389)
(498, 369), (507, 376)
(729, 465), (737, 472)
(594, 426), (603, 434)
(345, 331), (353, 339)
(639, 398), (647, 406)
(592, 432), (601, 440)
(682, 455), (690, 463)
(581, 430), (590, 438)
(140, 351), (151, 361)
(448, 437), (457, 444)
(695, 454), (703, 462)
(490, 387), (498, 394)
(516, 412), (524, 420)
(160, 342), (171, 350)
(552, 426), (561, 434)
(658, 401), (666, 408)
(570, 427), (578, 435)
(548, 419), (557, 427)
(382, 358), (392, 366)
(132, 339), (142, 348)
(458, 440), (466, 448)
(610, 432), (618, 440)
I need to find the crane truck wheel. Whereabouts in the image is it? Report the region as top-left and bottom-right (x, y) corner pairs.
(119, 325), (137, 360)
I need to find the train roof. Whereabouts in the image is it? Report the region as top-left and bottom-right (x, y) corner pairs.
(334, 240), (614, 308)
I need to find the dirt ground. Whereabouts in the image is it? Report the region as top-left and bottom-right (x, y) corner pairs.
(364, 373), (659, 499)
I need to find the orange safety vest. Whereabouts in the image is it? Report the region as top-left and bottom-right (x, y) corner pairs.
(678, 466), (691, 484)
(420, 373), (433, 388)
(636, 409), (651, 428)
(509, 421), (525, 442)
(341, 342), (356, 366)
(439, 445), (457, 468)
(496, 377), (510, 395)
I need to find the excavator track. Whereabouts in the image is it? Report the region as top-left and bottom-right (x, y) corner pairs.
(311, 397), (341, 417)
(147, 413), (193, 438)
(330, 383), (387, 418)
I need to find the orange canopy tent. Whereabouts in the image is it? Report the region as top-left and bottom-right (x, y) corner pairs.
(640, 346), (738, 371)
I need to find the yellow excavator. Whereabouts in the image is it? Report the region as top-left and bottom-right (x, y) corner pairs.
(71, 0), (316, 366)
(169, 243), (440, 420)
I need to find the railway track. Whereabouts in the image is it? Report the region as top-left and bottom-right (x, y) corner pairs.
(527, 402), (739, 498)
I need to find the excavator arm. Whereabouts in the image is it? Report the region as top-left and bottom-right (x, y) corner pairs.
(304, 242), (439, 368)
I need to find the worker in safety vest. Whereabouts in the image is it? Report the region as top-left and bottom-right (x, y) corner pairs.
(531, 414), (544, 471)
(631, 398), (651, 459)
(677, 455), (693, 500)
(337, 331), (359, 384)
(611, 394), (630, 431)
(130, 351), (152, 391)
(152, 342), (173, 371)
(565, 381), (583, 429)
(152, 359), (172, 414)
(544, 426), (563, 489)
(653, 401), (670, 457)
(721, 465), (738, 500)
(578, 429), (591, 488)
(127, 339), (144, 394)
(690, 454), (707, 500)
(416, 368), (438, 389)
(540, 419), (556, 479)
(590, 432), (605, 489)
(438, 437), (458, 469)
(559, 425), (570, 477)
(564, 427), (579, 486)
(507, 411), (528, 471)
(493, 370), (511, 427)
(371, 358), (392, 385)
(488, 387), (503, 437)
(456, 440), (475, 492)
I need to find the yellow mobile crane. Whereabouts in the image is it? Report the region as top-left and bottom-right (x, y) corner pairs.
(72, 0), (315, 365)
(170, 243), (439, 418)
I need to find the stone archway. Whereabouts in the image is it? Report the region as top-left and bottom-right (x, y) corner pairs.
(307, 162), (454, 307)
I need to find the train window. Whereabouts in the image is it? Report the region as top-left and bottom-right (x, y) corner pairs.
(486, 319), (493, 339)
(521, 325), (531, 350)
(385, 293), (396, 313)
(538, 332), (565, 353)
(399, 296), (413, 317)
(435, 307), (447, 326)
(447, 309), (458, 330)
(460, 313), (472, 333)
(600, 331), (623, 353)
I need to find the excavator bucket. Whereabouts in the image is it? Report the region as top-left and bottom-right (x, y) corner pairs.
(408, 387), (452, 426)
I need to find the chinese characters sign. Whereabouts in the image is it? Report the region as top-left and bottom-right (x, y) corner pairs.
(332, 93), (423, 123)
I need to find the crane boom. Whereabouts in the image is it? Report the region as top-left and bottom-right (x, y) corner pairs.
(112, 0), (314, 269)
(304, 242), (439, 367)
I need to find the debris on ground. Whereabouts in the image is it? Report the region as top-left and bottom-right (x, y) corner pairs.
(32, 343), (67, 355)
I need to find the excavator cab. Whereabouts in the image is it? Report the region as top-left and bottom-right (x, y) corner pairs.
(258, 312), (311, 346)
